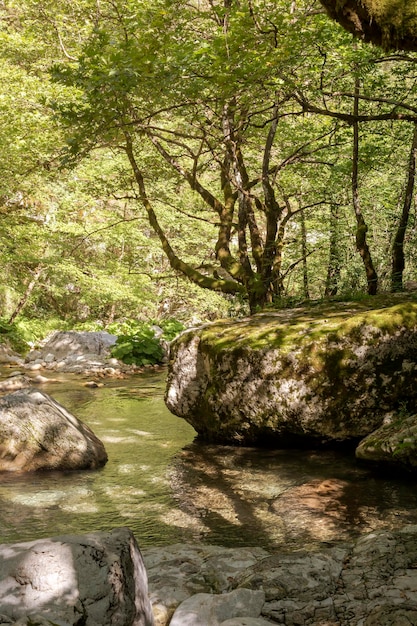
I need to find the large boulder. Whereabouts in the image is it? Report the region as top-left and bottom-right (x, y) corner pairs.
(32, 330), (117, 361)
(24, 331), (118, 373)
(142, 527), (417, 625)
(165, 298), (417, 446)
(0, 527), (154, 626)
(0, 388), (107, 471)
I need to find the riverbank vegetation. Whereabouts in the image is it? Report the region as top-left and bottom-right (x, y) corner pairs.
(1, 0), (417, 342)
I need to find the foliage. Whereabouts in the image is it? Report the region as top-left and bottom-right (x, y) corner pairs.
(109, 318), (184, 366)
(157, 319), (185, 341)
(0, 0), (417, 324)
(110, 322), (164, 366)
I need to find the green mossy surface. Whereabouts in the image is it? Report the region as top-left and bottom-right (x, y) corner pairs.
(169, 294), (417, 446)
(190, 294), (417, 355)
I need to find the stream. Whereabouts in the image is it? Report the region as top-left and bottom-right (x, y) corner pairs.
(1, 369), (417, 550)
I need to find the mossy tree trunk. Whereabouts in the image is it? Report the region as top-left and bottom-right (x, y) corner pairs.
(391, 122), (417, 292)
(319, 0), (417, 52)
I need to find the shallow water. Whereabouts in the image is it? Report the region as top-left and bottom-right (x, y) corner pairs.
(0, 369), (417, 550)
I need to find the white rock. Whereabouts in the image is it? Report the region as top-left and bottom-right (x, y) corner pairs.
(169, 589), (265, 626)
(0, 528), (154, 626)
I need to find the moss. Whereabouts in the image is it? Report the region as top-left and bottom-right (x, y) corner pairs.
(193, 297), (417, 358)
(320, 0), (417, 51)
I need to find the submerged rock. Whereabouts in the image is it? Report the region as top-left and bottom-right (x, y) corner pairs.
(166, 298), (417, 446)
(0, 528), (154, 626)
(0, 387), (107, 471)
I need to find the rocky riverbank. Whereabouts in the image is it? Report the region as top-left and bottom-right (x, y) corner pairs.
(144, 525), (417, 625)
(0, 331), (163, 387)
(2, 526), (417, 625)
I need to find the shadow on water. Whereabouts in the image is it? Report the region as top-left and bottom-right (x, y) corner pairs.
(0, 368), (416, 550)
(168, 443), (417, 550)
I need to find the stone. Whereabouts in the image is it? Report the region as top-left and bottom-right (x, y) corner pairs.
(0, 344), (24, 366)
(142, 527), (417, 625)
(142, 543), (268, 626)
(166, 298), (417, 446)
(0, 387), (107, 471)
(356, 413), (417, 471)
(0, 376), (32, 393)
(222, 617), (271, 626)
(0, 528), (154, 626)
(32, 331), (117, 361)
(169, 589), (265, 626)
(23, 331), (119, 374)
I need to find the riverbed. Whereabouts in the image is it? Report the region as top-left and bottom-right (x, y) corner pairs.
(0, 369), (416, 550)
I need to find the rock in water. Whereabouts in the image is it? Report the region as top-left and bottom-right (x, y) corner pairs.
(165, 299), (417, 446)
(0, 387), (107, 471)
(0, 528), (154, 626)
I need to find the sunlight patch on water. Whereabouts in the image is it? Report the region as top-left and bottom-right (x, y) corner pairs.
(117, 464), (137, 473)
(126, 429), (152, 437)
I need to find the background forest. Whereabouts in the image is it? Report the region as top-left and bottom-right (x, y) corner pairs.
(1, 0), (417, 347)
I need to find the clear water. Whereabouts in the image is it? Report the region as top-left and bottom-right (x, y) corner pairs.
(1, 369), (417, 550)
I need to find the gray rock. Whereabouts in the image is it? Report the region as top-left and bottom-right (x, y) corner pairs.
(0, 388), (107, 471)
(222, 617), (271, 626)
(142, 526), (417, 626)
(0, 528), (154, 626)
(166, 300), (417, 445)
(169, 588), (265, 626)
(0, 344), (24, 366)
(0, 375), (32, 393)
(356, 413), (417, 471)
(35, 331), (117, 360)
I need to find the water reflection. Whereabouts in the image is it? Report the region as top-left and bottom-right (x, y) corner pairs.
(0, 369), (416, 550)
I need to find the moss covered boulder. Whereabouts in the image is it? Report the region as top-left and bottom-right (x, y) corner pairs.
(320, 0), (417, 51)
(165, 297), (417, 446)
(356, 412), (417, 471)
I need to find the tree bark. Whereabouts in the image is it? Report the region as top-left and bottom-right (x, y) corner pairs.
(391, 122), (417, 292)
(125, 134), (245, 298)
(352, 76), (378, 295)
(8, 264), (44, 324)
(300, 209), (310, 299)
(325, 205), (341, 297)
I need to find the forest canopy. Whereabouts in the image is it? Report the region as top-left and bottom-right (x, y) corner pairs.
(1, 0), (417, 328)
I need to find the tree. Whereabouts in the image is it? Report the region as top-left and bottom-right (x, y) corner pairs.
(319, 0), (417, 51)
(391, 121), (417, 291)
(48, 0), (349, 312)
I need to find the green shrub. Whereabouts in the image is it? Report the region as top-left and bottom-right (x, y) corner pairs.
(0, 318), (30, 354)
(158, 319), (185, 341)
(110, 323), (164, 366)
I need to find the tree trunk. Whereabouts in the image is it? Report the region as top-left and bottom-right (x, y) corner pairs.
(325, 205), (341, 297)
(391, 122), (417, 292)
(8, 264), (44, 324)
(352, 76), (378, 295)
(300, 209), (310, 299)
